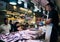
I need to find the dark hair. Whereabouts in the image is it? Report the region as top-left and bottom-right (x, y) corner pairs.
(17, 25), (27, 30)
(9, 20), (12, 24)
(14, 22), (19, 25)
(16, 26), (21, 28)
(4, 18), (8, 23)
(30, 25), (35, 28)
(46, 2), (55, 9)
(21, 25), (27, 30)
(14, 22), (20, 28)
(10, 20), (12, 22)
(4, 18), (8, 21)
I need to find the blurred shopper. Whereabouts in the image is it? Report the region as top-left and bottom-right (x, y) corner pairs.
(17, 25), (25, 31)
(0, 27), (4, 34)
(25, 23), (29, 29)
(9, 20), (14, 32)
(45, 2), (59, 42)
(13, 22), (20, 32)
(0, 18), (11, 34)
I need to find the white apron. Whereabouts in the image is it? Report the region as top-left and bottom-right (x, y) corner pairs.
(45, 11), (53, 42)
(45, 24), (53, 42)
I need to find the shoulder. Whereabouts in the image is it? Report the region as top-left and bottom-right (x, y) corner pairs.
(49, 10), (58, 16)
(8, 24), (10, 25)
(8, 24), (11, 26)
(0, 24), (5, 27)
(51, 10), (58, 14)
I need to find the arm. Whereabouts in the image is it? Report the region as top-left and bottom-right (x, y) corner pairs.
(45, 18), (52, 24)
(45, 10), (53, 25)
(9, 24), (11, 32)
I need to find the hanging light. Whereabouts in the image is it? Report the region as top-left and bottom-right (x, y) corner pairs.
(9, 2), (17, 5)
(18, 1), (22, 4)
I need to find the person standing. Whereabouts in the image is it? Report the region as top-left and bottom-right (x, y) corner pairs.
(13, 22), (20, 32)
(9, 20), (14, 32)
(0, 18), (11, 34)
(45, 2), (59, 42)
